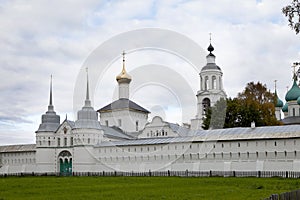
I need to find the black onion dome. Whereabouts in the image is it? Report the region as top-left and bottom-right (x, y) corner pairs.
(207, 43), (214, 52)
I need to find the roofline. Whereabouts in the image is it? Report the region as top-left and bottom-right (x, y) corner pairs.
(97, 107), (150, 114)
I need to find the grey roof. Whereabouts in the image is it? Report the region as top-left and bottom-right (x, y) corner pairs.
(97, 125), (300, 147)
(0, 144), (36, 153)
(74, 119), (102, 129)
(201, 63), (221, 71)
(102, 126), (133, 140)
(97, 98), (150, 113)
(281, 116), (300, 125)
(36, 122), (60, 132)
(167, 122), (190, 137)
(66, 120), (75, 128)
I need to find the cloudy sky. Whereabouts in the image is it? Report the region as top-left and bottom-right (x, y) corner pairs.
(0, 0), (299, 145)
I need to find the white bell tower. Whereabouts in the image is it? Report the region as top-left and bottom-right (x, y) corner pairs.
(191, 37), (227, 130)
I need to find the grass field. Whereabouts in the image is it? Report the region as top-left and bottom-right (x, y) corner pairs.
(0, 176), (300, 200)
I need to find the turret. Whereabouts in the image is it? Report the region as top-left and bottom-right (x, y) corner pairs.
(75, 68), (101, 129)
(36, 75), (60, 133)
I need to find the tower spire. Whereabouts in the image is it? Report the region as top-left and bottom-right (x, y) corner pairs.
(207, 33), (214, 54)
(50, 74), (53, 105)
(84, 67), (91, 107)
(274, 80), (277, 91)
(48, 75), (54, 111)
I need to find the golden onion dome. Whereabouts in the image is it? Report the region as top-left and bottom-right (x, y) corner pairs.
(116, 51), (132, 83)
(116, 66), (131, 81)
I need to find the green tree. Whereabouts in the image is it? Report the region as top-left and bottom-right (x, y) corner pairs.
(203, 82), (280, 129)
(235, 82), (279, 127)
(224, 98), (242, 128)
(282, 0), (300, 34)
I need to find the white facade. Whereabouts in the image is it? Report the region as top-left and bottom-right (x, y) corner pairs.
(99, 109), (148, 133)
(2, 49), (300, 175)
(3, 126), (300, 174)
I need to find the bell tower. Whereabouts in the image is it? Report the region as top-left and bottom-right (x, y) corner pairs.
(191, 37), (226, 130)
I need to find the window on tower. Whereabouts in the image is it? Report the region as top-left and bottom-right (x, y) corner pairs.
(205, 76), (209, 90)
(212, 76), (216, 89)
(202, 98), (211, 115)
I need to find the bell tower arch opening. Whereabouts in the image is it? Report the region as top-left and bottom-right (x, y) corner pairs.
(202, 98), (211, 115)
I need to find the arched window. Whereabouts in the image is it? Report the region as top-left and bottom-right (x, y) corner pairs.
(219, 77), (222, 89)
(204, 76), (209, 90)
(202, 98), (211, 115)
(212, 76), (217, 89)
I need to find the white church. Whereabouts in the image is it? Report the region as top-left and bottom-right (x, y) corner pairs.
(2, 42), (300, 175)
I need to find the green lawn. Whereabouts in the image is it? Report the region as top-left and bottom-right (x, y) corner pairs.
(0, 176), (300, 200)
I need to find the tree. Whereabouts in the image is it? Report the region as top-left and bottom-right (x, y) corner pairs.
(202, 98), (226, 130)
(282, 0), (300, 34)
(203, 82), (280, 129)
(235, 82), (279, 127)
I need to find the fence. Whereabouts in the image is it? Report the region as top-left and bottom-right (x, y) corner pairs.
(264, 189), (300, 200)
(1, 170), (300, 178)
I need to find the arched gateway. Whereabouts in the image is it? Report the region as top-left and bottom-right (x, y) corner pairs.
(58, 150), (72, 176)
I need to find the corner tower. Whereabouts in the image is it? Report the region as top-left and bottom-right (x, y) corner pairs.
(191, 38), (226, 130)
